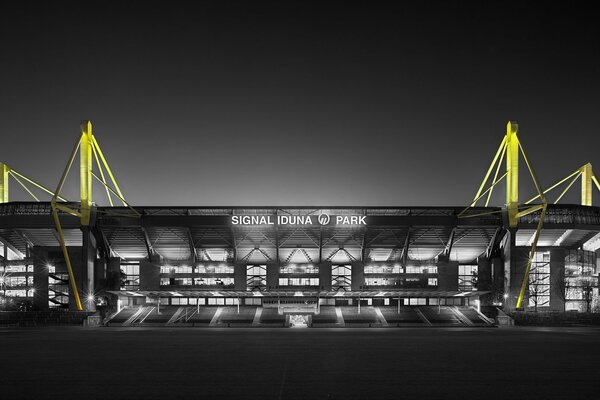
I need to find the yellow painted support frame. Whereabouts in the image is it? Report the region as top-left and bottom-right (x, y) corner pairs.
(49, 120), (140, 311)
(0, 163), (67, 203)
(460, 121), (549, 310)
(525, 162), (600, 206)
(516, 204), (547, 309)
(1, 163), (9, 203)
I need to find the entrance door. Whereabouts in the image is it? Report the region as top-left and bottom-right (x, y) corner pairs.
(289, 314), (309, 328)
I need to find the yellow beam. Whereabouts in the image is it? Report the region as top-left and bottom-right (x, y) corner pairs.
(91, 136), (125, 202)
(91, 142), (114, 206)
(0, 163), (9, 203)
(516, 204), (547, 309)
(485, 142), (507, 207)
(9, 171), (40, 201)
(518, 142), (546, 204)
(51, 203), (83, 311)
(581, 163), (593, 206)
(7, 169), (67, 202)
(80, 121), (93, 226)
(54, 203), (81, 218)
(514, 204), (543, 219)
(524, 169), (581, 205)
(473, 136), (507, 206)
(506, 121), (519, 227)
(592, 174), (600, 192)
(554, 173), (581, 204)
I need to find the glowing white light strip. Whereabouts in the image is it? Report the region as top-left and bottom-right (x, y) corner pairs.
(583, 232), (600, 252)
(553, 229), (573, 246)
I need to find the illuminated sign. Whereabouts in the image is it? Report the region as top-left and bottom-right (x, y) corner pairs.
(231, 212), (366, 226)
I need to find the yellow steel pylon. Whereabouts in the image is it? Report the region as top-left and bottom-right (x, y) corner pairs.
(51, 120), (139, 311)
(460, 121), (547, 310)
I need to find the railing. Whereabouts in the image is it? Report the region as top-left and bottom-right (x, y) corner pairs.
(519, 204), (600, 226)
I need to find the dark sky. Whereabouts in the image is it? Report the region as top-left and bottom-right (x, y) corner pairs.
(1, 2), (599, 207)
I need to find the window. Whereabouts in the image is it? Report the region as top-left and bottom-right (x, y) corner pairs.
(332, 265), (352, 289)
(278, 277), (319, 286)
(121, 262), (140, 289)
(564, 250), (598, 312)
(428, 278), (438, 286)
(364, 277), (402, 286)
(247, 265), (267, 289)
(197, 264), (234, 274)
(458, 265), (478, 291)
(529, 251), (550, 308)
(405, 265), (437, 274)
(279, 264), (319, 274)
(364, 264), (403, 274)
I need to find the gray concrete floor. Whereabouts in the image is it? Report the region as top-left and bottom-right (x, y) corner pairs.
(1, 327), (599, 400)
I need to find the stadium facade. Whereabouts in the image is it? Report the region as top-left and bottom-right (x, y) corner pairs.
(0, 121), (599, 327)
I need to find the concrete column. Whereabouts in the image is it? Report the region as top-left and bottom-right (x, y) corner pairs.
(477, 257), (492, 291)
(438, 260), (458, 291)
(549, 248), (566, 311)
(68, 247), (84, 311)
(140, 255), (161, 291)
(106, 257), (121, 290)
(351, 261), (364, 291)
(319, 261), (332, 291)
(32, 247), (49, 311)
(81, 228), (97, 312)
(507, 246), (530, 310)
(234, 263), (247, 290)
(266, 262), (279, 289)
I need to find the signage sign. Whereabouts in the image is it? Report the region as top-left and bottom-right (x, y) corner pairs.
(231, 212), (366, 226)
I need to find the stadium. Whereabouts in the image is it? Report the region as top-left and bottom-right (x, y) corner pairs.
(1, 121), (599, 327)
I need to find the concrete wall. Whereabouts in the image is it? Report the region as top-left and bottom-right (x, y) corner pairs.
(351, 261), (364, 291)
(234, 263), (247, 290)
(438, 260), (458, 291)
(266, 262), (279, 290)
(319, 261), (332, 291)
(139, 255), (161, 291)
(507, 246), (530, 310)
(549, 248), (566, 312)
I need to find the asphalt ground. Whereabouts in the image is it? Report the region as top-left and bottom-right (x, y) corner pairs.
(1, 327), (599, 400)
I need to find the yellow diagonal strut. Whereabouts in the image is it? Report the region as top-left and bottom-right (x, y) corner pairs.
(51, 129), (84, 311)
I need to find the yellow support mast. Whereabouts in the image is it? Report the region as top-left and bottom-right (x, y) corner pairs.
(80, 121), (94, 226)
(506, 122), (520, 227)
(581, 163), (593, 206)
(50, 120), (139, 311)
(460, 121), (548, 310)
(0, 163), (8, 203)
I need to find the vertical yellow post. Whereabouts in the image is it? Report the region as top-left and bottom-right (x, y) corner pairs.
(80, 120), (93, 226)
(0, 163), (9, 203)
(580, 163), (592, 206)
(506, 121), (519, 227)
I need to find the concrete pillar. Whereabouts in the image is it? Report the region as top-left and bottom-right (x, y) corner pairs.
(549, 248), (566, 311)
(438, 260), (458, 291)
(351, 261), (364, 291)
(266, 262), (279, 290)
(477, 257), (493, 306)
(32, 247), (49, 311)
(507, 246), (530, 310)
(68, 247), (84, 311)
(106, 257), (121, 290)
(477, 257), (492, 291)
(234, 263), (247, 290)
(319, 261), (332, 291)
(140, 255), (161, 291)
(81, 228), (96, 312)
